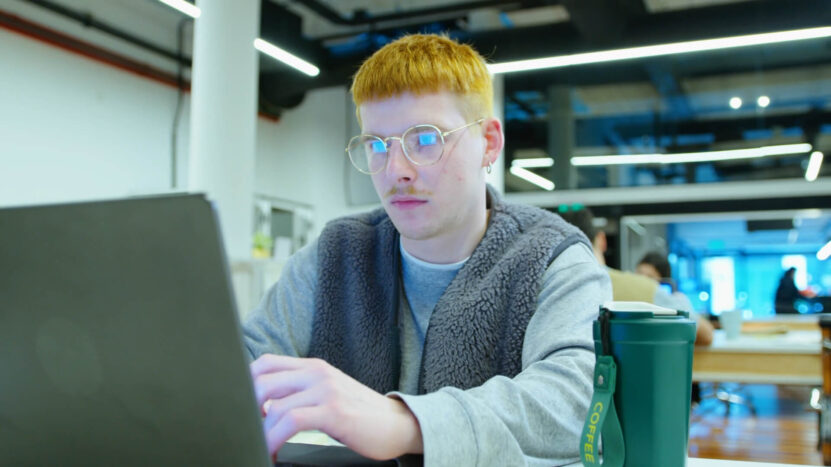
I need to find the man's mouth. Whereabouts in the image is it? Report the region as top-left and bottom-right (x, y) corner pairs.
(389, 196), (427, 209)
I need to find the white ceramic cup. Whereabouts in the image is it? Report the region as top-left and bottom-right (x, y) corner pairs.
(720, 309), (743, 340)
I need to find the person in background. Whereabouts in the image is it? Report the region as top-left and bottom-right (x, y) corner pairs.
(560, 208), (713, 346)
(775, 267), (816, 314)
(242, 34), (611, 466)
(636, 252), (690, 307)
(636, 251), (703, 325)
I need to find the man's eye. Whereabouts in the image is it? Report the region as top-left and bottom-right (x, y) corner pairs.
(418, 133), (438, 146)
(370, 141), (387, 153)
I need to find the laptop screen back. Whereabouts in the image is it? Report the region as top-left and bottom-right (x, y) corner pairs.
(0, 194), (270, 466)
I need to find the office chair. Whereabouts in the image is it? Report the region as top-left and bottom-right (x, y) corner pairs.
(697, 382), (756, 416)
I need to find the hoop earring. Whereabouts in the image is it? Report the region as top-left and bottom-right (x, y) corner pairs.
(486, 162), (493, 174)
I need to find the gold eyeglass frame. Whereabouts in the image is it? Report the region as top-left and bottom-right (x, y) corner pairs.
(345, 118), (485, 175)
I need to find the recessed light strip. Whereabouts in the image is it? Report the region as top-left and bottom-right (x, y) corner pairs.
(818, 240), (831, 261)
(158, 0), (200, 18)
(570, 143), (812, 167)
(509, 166), (555, 191)
(157, 2), (320, 78)
(512, 157), (554, 168)
(488, 27), (831, 74)
(254, 39), (320, 77)
(805, 151), (824, 182)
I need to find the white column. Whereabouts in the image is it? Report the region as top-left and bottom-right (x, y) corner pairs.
(189, 0), (261, 259)
(486, 74), (506, 193)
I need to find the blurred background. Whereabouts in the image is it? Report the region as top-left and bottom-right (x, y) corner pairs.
(2, 0), (830, 463)
(1, 0), (829, 314)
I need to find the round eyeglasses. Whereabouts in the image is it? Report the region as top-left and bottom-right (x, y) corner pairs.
(346, 119), (484, 175)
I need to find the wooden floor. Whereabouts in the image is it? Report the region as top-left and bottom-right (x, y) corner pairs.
(688, 384), (824, 465)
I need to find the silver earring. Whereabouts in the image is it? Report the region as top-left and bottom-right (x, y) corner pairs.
(486, 163), (493, 174)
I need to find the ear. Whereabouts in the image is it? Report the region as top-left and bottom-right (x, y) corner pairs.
(595, 231), (608, 254)
(592, 231), (608, 265)
(480, 117), (504, 169)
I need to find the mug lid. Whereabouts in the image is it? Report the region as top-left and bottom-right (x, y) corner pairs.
(602, 301), (678, 315)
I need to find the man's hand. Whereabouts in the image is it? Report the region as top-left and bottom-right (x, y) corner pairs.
(250, 354), (424, 460)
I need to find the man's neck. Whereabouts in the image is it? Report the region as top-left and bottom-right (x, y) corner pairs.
(401, 209), (490, 264)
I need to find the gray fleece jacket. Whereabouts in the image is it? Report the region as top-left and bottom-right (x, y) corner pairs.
(243, 198), (611, 466)
(308, 195), (589, 395)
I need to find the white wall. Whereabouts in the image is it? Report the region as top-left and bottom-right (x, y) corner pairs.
(256, 87), (378, 240)
(0, 26), (186, 206)
(0, 26), (377, 237)
(0, 0), (187, 77)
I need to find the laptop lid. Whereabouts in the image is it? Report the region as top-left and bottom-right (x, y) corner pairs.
(0, 194), (271, 466)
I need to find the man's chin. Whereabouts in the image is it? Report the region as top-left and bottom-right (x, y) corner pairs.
(388, 219), (434, 242)
(385, 204), (439, 234)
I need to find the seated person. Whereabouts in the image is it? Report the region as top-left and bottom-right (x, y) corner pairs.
(242, 34), (611, 465)
(560, 208), (713, 346)
(775, 267), (816, 314)
(636, 251), (713, 345)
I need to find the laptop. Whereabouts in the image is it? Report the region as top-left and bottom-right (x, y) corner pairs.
(0, 194), (273, 465)
(0, 194), (419, 466)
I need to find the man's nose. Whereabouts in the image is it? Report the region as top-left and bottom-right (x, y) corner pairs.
(384, 139), (416, 181)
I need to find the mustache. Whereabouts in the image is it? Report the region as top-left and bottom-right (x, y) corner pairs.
(383, 186), (432, 198)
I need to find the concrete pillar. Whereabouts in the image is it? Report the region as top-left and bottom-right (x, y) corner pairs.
(547, 85), (575, 190)
(188, 0), (261, 259)
(486, 74), (506, 193)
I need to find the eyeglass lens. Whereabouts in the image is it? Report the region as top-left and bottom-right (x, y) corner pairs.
(348, 125), (444, 174)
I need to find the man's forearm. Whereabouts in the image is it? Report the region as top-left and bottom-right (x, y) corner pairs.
(386, 396), (424, 455)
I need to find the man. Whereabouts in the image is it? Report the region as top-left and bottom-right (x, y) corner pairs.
(559, 207), (713, 346)
(635, 251), (673, 283)
(636, 250), (713, 345)
(636, 251), (695, 311)
(242, 34), (611, 465)
(775, 267), (815, 314)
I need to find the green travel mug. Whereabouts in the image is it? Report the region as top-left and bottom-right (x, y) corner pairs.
(580, 302), (696, 467)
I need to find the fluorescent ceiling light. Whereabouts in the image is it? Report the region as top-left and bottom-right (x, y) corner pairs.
(512, 157), (554, 168)
(509, 166), (555, 191)
(757, 95), (771, 108)
(254, 38), (320, 77)
(487, 26), (831, 74)
(157, 3), (321, 80)
(818, 240), (831, 261)
(158, 0), (200, 18)
(797, 209), (823, 219)
(570, 143), (812, 167)
(805, 151), (824, 182)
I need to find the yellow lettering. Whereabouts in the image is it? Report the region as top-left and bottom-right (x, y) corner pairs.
(584, 399), (606, 463)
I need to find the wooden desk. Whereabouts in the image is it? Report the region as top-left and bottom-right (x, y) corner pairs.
(693, 330), (822, 385)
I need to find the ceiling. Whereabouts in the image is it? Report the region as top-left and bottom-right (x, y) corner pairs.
(3, 0), (829, 193)
(261, 0), (831, 193)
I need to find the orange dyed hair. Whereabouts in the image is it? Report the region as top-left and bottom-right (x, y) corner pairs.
(350, 34), (492, 121)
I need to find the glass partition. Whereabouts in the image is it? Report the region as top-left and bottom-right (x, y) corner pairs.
(619, 210), (831, 317)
